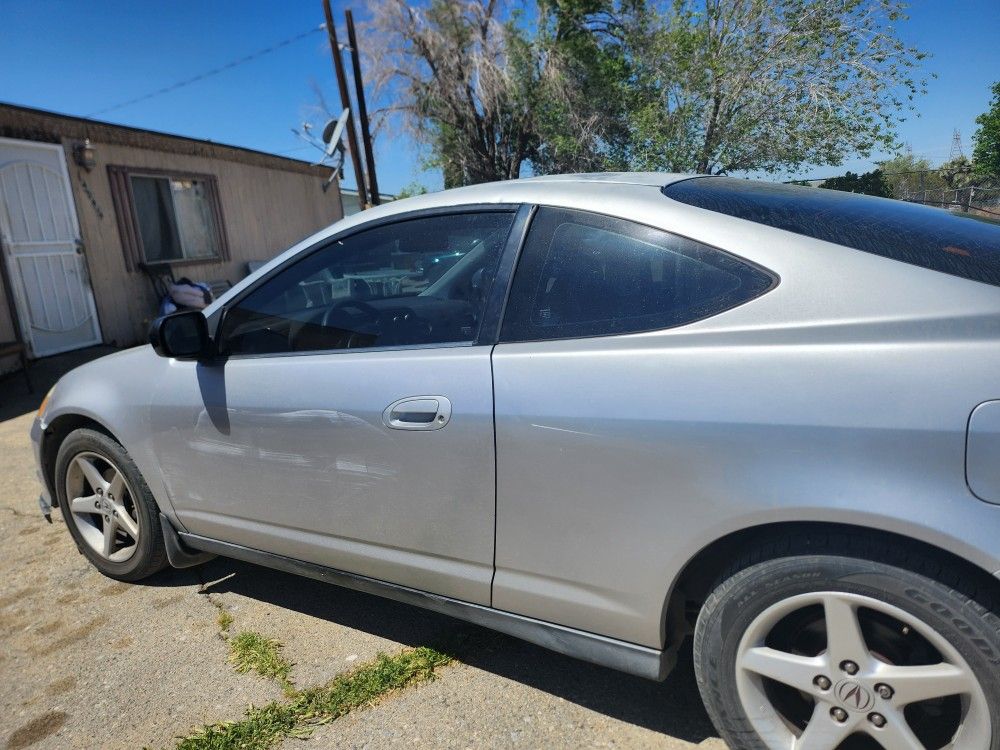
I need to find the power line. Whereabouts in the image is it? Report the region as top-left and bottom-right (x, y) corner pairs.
(85, 24), (326, 117)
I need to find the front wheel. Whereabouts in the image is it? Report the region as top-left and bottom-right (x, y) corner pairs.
(694, 549), (1000, 749)
(55, 428), (168, 581)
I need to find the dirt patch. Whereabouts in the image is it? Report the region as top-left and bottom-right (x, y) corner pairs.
(44, 675), (76, 697)
(0, 586), (37, 610)
(34, 620), (62, 636)
(17, 526), (40, 536)
(5, 710), (68, 749)
(112, 635), (133, 650)
(34, 615), (109, 655)
(0, 612), (26, 637)
(98, 582), (129, 597)
(152, 593), (185, 610)
(55, 592), (78, 605)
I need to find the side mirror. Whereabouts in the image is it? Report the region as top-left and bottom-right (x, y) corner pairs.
(149, 311), (213, 360)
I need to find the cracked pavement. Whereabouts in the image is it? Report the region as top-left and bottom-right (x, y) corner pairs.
(1, 349), (725, 749)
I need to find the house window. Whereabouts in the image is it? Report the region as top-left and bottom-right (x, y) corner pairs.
(108, 165), (229, 269)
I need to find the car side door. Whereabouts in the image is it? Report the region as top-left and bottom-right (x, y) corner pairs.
(490, 206), (775, 645)
(150, 207), (524, 605)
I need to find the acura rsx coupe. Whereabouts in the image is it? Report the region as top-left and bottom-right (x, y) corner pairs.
(31, 174), (1000, 749)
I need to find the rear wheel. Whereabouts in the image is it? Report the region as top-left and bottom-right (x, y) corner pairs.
(694, 548), (1000, 749)
(55, 428), (168, 581)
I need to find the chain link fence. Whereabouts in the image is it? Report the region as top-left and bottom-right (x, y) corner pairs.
(890, 172), (1000, 219)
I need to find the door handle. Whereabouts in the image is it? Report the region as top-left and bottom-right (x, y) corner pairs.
(383, 396), (452, 431)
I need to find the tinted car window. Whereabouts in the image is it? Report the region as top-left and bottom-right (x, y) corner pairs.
(220, 211), (514, 355)
(663, 177), (1000, 286)
(500, 207), (774, 342)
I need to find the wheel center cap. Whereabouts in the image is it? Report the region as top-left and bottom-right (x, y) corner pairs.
(835, 680), (873, 712)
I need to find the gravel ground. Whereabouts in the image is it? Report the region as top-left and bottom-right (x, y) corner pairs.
(0, 349), (725, 750)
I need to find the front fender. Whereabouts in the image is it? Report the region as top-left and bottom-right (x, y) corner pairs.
(37, 345), (181, 525)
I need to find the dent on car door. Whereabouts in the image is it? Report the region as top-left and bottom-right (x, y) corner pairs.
(490, 207), (775, 647)
(150, 208), (519, 605)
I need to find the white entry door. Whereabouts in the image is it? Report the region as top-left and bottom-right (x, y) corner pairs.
(0, 138), (102, 357)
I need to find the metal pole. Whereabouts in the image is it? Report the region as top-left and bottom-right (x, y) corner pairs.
(322, 0), (368, 209)
(345, 8), (380, 205)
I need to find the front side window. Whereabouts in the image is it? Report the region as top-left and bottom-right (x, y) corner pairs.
(220, 211), (515, 355)
(501, 207), (774, 342)
(108, 166), (228, 269)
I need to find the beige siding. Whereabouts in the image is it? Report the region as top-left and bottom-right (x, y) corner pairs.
(1, 113), (341, 374)
(67, 141), (341, 346)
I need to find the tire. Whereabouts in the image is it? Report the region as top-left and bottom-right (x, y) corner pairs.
(55, 428), (168, 581)
(694, 537), (1000, 750)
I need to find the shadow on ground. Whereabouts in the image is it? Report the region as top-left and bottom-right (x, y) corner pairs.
(152, 556), (717, 744)
(0, 345), (118, 422)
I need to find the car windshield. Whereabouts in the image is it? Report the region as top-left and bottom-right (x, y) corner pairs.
(662, 177), (1000, 287)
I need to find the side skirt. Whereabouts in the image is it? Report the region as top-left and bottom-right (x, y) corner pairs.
(179, 532), (675, 681)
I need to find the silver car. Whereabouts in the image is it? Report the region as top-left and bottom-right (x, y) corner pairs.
(31, 174), (1000, 749)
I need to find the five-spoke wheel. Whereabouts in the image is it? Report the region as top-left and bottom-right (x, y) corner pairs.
(56, 428), (167, 580)
(695, 546), (1000, 750)
(65, 451), (141, 562)
(735, 592), (990, 749)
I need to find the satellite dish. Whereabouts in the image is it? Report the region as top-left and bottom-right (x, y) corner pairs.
(316, 109), (350, 165)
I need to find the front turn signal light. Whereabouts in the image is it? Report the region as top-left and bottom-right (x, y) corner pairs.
(37, 386), (55, 420)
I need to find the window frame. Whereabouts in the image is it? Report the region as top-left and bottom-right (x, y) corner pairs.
(498, 205), (779, 344)
(211, 203), (528, 360)
(108, 165), (230, 270)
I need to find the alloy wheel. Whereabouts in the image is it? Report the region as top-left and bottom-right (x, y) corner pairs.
(735, 591), (991, 749)
(65, 451), (141, 563)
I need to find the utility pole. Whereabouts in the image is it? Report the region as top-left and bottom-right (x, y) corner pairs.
(322, 0), (368, 209)
(345, 8), (380, 206)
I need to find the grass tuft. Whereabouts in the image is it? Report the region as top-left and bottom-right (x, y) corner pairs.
(216, 609), (233, 633)
(228, 631), (294, 694)
(175, 647), (450, 750)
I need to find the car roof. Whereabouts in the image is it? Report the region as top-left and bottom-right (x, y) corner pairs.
(348, 173), (698, 225)
(516, 172), (693, 187)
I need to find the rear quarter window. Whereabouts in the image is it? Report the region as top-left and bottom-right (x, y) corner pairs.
(500, 207), (775, 342)
(662, 177), (1000, 287)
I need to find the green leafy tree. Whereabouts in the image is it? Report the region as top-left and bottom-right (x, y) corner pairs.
(395, 182), (431, 198)
(877, 148), (945, 198)
(819, 169), (893, 197)
(938, 156), (975, 189)
(972, 81), (1000, 176)
(621, 0), (929, 174)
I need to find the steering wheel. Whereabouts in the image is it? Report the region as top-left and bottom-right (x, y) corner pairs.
(320, 299), (381, 348)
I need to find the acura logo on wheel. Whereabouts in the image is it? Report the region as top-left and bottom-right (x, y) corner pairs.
(836, 680), (873, 712)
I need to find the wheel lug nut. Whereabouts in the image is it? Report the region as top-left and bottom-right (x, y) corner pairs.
(875, 683), (893, 699)
(94, 500), (100, 508)
(868, 712), (886, 728)
(830, 707), (848, 723)
(813, 675), (831, 690)
(840, 660), (859, 675)
(96, 488), (103, 495)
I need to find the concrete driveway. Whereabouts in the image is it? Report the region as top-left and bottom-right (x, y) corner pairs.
(0, 348), (725, 750)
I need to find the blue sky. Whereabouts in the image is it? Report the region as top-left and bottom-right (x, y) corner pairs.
(1, 0), (998, 193)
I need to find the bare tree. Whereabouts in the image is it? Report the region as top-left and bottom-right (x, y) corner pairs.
(365, 0), (537, 187)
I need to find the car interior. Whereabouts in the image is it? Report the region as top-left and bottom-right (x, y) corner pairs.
(219, 226), (508, 355)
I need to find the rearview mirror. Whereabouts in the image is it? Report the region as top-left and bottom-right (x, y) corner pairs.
(149, 311), (213, 360)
